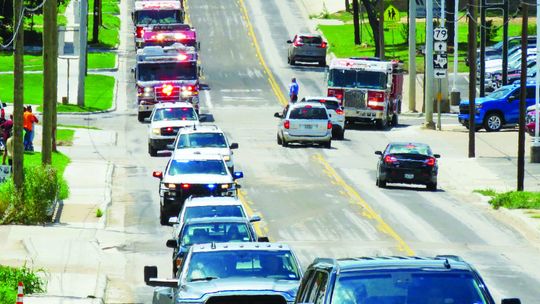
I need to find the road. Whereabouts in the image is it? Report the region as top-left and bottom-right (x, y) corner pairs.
(56, 0), (540, 302)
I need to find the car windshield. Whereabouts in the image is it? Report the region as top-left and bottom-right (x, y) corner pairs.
(305, 99), (341, 110)
(387, 143), (432, 156)
(153, 107), (197, 121)
(186, 250), (301, 281)
(184, 205), (246, 221)
(298, 36), (322, 44)
(177, 133), (228, 148)
(138, 62), (197, 81)
(328, 69), (387, 89)
(330, 271), (488, 304)
(289, 107), (328, 120)
(135, 10), (182, 25)
(181, 222), (252, 246)
(168, 160), (227, 175)
(488, 86), (513, 99)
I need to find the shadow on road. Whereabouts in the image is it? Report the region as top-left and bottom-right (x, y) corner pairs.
(382, 183), (445, 193)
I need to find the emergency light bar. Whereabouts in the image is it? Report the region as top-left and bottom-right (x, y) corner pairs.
(135, 1), (182, 11)
(330, 58), (392, 73)
(151, 24), (191, 31)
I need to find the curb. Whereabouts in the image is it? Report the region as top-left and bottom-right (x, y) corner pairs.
(97, 162), (114, 229)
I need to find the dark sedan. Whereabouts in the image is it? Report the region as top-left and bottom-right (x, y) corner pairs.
(375, 142), (440, 191)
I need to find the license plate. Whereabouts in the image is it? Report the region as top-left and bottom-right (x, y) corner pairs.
(404, 173), (414, 179)
(303, 124), (313, 129)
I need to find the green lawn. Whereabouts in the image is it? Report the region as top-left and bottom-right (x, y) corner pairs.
(56, 128), (75, 146)
(88, 0), (121, 48)
(0, 52), (117, 71)
(0, 74), (115, 111)
(23, 151), (70, 200)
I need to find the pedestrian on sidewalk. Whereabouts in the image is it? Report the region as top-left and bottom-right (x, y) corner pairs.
(289, 77), (299, 104)
(0, 114), (13, 150)
(2, 131), (13, 171)
(23, 105), (38, 152)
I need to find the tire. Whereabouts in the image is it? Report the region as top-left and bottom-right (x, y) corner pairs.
(324, 140), (332, 149)
(427, 182), (437, 191)
(337, 129), (345, 140)
(484, 112), (503, 132)
(377, 178), (386, 188)
(277, 134), (283, 145)
(287, 56), (291, 65)
(160, 208), (168, 226)
(282, 137), (289, 147)
(391, 114), (398, 127)
(138, 112), (145, 122)
(319, 59), (326, 67)
(375, 118), (388, 130)
(290, 57), (296, 65)
(148, 143), (158, 157)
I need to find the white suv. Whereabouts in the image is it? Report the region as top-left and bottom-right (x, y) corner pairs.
(274, 102), (332, 148)
(147, 102), (200, 156)
(152, 153), (244, 225)
(169, 124), (238, 171)
(300, 96), (345, 139)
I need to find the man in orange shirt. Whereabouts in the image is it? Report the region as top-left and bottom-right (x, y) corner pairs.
(23, 106), (38, 151)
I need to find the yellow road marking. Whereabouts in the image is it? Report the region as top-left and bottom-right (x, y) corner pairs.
(238, 189), (270, 239)
(313, 153), (415, 255)
(183, 0), (190, 24)
(237, 0), (288, 106)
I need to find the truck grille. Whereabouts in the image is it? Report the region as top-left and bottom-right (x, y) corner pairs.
(343, 90), (366, 108)
(154, 86), (181, 101)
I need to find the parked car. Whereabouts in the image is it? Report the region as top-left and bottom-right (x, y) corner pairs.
(287, 33), (327, 66)
(299, 96), (345, 139)
(294, 255), (521, 304)
(144, 242), (303, 304)
(458, 83), (537, 132)
(274, 102), (332, 148)
(526, 104), (539, 136)
(375, 142), (440, 191)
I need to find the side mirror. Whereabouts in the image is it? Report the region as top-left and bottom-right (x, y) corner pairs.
(233, 171), (244, 180)
(249, 215), (261, 223)
(274, 112), (282, 118)
(229, 143), (239, 149)
(501, 299), (521, 304)
(286, 40), (292, 44)
(143, 117), (151, 123)
(257, 236), (270, 242)
(166, 239), (177, 248)
(153, 171), (163, 180)
(168, 216), (179, 224)
(374, 151), (382, 156)
(433, 154), (441, 158)
(144, 266), (158, 285)
(166, 144), (175, 151)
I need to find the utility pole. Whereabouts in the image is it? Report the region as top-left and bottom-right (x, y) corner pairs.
(352, 0), (360, 45)
(12, 0), (24, 190)
(450, 0), (460, 106)
(479, 0), (486, 97)
(467, 0), (477, 158)
(92, 0), (100, 43)
(424, 0), (435, 129)
(378, 0), (384, 59)
(532, 0), (540, 163)
(517, 3), (528, 191)
(77, 0), (88, 107)
(42, 0), (58, 165)
(408, 0), (416, 112)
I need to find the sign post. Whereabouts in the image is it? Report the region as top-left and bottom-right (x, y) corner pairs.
(384, 5), (401, 58)
(433, 27), (448, 130)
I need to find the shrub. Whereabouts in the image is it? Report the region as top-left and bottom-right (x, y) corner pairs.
(489, 191), (540, 209)
(0, 284), (16, 304)
(0, 264), (46, 294)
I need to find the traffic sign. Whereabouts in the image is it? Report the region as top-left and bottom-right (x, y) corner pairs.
(434, 41), (447, 52)
(434, 27), (448, 41)
(433, 53), (448, 69)
(384, 5), (401, 25)
(434, 69), (447, 78)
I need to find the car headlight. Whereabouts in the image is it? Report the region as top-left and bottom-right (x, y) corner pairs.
(223, 155), (231, 161)
(152, 128), (161, 135)
(221, 183), (232, 189)
(475, 104), (482, 109)
(166, 183), (177, 189)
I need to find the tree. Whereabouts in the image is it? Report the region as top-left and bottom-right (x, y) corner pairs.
(352, 0), (360, 44)
(345, 0), (351, 12)
(360, 0), (384, 57)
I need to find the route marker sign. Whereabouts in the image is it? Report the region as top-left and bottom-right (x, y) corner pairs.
(434, 41), (447, 53)
(434, 27), (448, 41)
(434, 69), (447, 78)
(433, 53), (448, 69)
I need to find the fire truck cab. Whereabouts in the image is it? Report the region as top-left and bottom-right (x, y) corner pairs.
(140, 23), (198, 49)
(327, 57), (404, 129)
(132, 0), (185, 48)
(134, 43), (199, 122)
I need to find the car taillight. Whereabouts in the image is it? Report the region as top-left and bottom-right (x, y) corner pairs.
(335, 108), (344, 115)
(162, 84), (174, 96)
(284, 120), (290, 129)
(177, 53), (188, 61)
(318, 41), (327, 48)
(384, 155), (398, 164)
(367, 91), (385, 111)
(328, 88), (343, 101)
(136, 26), (144, 38)
(425, 157), (436, 166)
(327, 121), (332, 129)
(293, 38), (304, 47)
(174, 33), (186, 40)
(181, 183), (190, 189)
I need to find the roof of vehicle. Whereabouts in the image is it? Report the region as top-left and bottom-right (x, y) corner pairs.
(311, 256), (474, 272)
(171, 153), (224, 161)
(178, 124), (223, 134)
(191, 242), (291, 253)
(184, 216), (250, 225)
(185, 196), (243, 207)
(290, 101), (327, 109)
(302, 96), (340, 102)
(387, 142), (430, 147)
(134, 0), (182, 11)
(153, 102), (194, 109)
(296, 33), (322, 37)
(329, 57), (393, 72)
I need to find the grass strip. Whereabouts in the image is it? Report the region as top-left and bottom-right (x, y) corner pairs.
(0, 52), (117, 71)
(56, 128), (75, 146)
(57, 124), (101, 130)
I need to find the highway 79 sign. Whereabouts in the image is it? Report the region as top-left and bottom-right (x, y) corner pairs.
(434, 27), (448, 41)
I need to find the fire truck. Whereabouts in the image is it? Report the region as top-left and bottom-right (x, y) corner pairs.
(139, 23), (198, 49)
(327, 57), (404, 129)
(134, 43), (199, 122)
(132, 0), (184, 48)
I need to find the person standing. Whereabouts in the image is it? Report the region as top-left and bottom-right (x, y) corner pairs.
(289, 78), (299, 104)
(2, 132), (13, 171)
(23, 105), (38, 151)
(0, 114), (13, 147)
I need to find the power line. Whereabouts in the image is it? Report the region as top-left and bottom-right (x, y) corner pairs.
(0, 0), (49, 49)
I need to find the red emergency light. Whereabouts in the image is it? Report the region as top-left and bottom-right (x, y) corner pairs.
(162, 84), (174, 96)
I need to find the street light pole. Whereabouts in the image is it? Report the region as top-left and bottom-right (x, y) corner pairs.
(517, 3), (528, 191)
(424, 0), (435, 129)
(408, 0), (416, 112)
(532, 1), (540, 163)
(77, 0), (88, 107)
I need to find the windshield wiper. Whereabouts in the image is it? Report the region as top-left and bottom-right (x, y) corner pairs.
(190, 276), (218, 282)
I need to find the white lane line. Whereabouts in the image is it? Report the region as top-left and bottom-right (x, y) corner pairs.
(204, 90), (213, 109)
(222, 96), (265, 101)
(220, 89), (263, 93)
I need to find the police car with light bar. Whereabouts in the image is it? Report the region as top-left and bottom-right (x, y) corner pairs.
(152, 154), (244, 225)
(132, 0), (184, 47)
(134, 44), (200, 122)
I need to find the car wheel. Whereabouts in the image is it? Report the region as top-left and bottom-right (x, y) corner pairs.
(282, 138), (289, 147)
(391, 114), (398, 127)
(324, 140), (332, 149)
(290, 57), (296, 65)
(137, 112), (145, 122)
(319, 59), (326, 67)
(148, 144), (158, 157)
(377, 178), (386, 188)
(277, 134), (283, 145)
(287, 56), (291, 65)
(427, 182), (437, 191)
(338, 129), (345, 140)
(375, 119), (388, 130)
(484, 112), (503, 132)
(160, 208), (168, 226)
